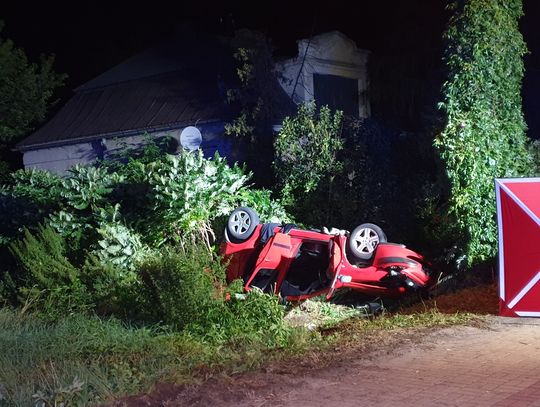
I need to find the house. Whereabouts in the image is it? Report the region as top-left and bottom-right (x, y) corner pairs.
(276, 31), (370, 118)
(17, 31), (370, 174)
(16, 35), (240, 173)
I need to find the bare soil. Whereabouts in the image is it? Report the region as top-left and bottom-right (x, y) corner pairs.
(111, 283), (537, 407)
(402, 282), (499, 315)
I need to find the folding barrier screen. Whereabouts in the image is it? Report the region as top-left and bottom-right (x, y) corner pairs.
(496, 178), (540, 317)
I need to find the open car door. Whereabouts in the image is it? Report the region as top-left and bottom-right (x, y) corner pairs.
(326, 236), (345, 299)
(244, 232), (295, 294)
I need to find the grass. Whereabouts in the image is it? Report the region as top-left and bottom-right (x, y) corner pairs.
(0, 307), (315, 406)
(0, 308), (176, 405)
(0, 303), (480, 406)
(288, 302), (479, 355)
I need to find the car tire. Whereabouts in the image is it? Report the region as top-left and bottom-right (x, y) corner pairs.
(226, 207), (260, 243)
(348, 223), (387, 261)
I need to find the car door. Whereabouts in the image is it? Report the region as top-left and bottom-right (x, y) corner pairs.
(244, 232), (295, 294)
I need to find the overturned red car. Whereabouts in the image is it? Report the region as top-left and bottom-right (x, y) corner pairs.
(220, 207), (433, 301)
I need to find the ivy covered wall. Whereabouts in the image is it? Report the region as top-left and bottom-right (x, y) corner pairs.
(435, 0), (533, 266)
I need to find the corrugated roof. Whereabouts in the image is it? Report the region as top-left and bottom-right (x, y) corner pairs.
(17, 71), (232, 150)
(18, 33), (296, 151)
(18, 37), (236, 150)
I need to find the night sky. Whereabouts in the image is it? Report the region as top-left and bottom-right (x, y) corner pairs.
(2, 0), (540, 127)
(2, 1), (449, 86)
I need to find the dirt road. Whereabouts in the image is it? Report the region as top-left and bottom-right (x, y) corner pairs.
(128, 317), (540, 407)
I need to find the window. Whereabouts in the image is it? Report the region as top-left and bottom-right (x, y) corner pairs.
(313, 73), (359, 116)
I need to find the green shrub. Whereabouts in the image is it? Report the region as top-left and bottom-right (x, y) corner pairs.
(435, 0), (533, 266)
(136, 245), (226, 329)
(273, 111), (438, 246)
(284, 116), (391, 229)
(94, 222), (147, 271)
(101, 148), (288, 248)
(273, 102), (343, 213)
(222, 287), (289, 346)
(78, 256), (139, 318)
(0, 148), (295, 323)
(235, 188), (291, 223)
(183, 280), (291, 347)
(132, 246), (290, 344)
(144, 151), (249, 247)
(8, 224), (89, 317)
(329, 119), (444, 247)
(48, 165), (126, 260)
(2, 148), (290, 272)
(0, 169), (63, 245)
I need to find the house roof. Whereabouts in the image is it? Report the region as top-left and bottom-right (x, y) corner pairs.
(17, 37), (237, 151)
(18, 32), (297, 151)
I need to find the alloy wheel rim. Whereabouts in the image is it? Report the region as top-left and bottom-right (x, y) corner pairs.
(353, 228), (380, 254)
(231, 211), (251, 234)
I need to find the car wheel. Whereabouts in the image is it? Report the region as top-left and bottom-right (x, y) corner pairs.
(226, 207), (260, 243)
(348, 223), (387, 261)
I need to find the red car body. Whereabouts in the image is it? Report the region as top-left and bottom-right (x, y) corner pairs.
(221, 223), (432, 301)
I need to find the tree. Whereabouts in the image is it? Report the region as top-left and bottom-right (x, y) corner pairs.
(273, 102), (343, 220)
(224, 29), (294, 187)
(0, 22), (65, 157)
(224, 29), (283, 143)
(434, 0), (532, 266)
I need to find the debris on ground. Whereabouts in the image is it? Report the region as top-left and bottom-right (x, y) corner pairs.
(284, 298), (378, 330)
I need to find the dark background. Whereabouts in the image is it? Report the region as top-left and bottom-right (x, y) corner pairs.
(0, 1), (453, 87)
(2, 0), (540, 133)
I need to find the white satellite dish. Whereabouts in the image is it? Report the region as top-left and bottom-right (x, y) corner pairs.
(179, 126), (202, 151)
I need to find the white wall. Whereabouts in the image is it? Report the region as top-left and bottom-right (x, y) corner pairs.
(276, 31), (370, 118)
(23, 142), (97, 174)
(23, 132), (166, 174)
(22, 123), (233, 174)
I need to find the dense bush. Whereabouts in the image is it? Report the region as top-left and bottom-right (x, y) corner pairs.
(134, 245), (289, 342)
(0, 169), (63, 245)
(435, 0), (533, 266)
(310, 118), (439, 243)
(135, 246), (290, 344)
(136, 245), (225, 329)
(0, 147), (293, 329)
(8, 224), (89, 317)
(77, 255), (139, 317)
(273, 106), (440, 252)
(273, 102), (344, 215)
(219, 286), (289, 346)
(4, 225), (290, 338)
(0, 149), (288, 266)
